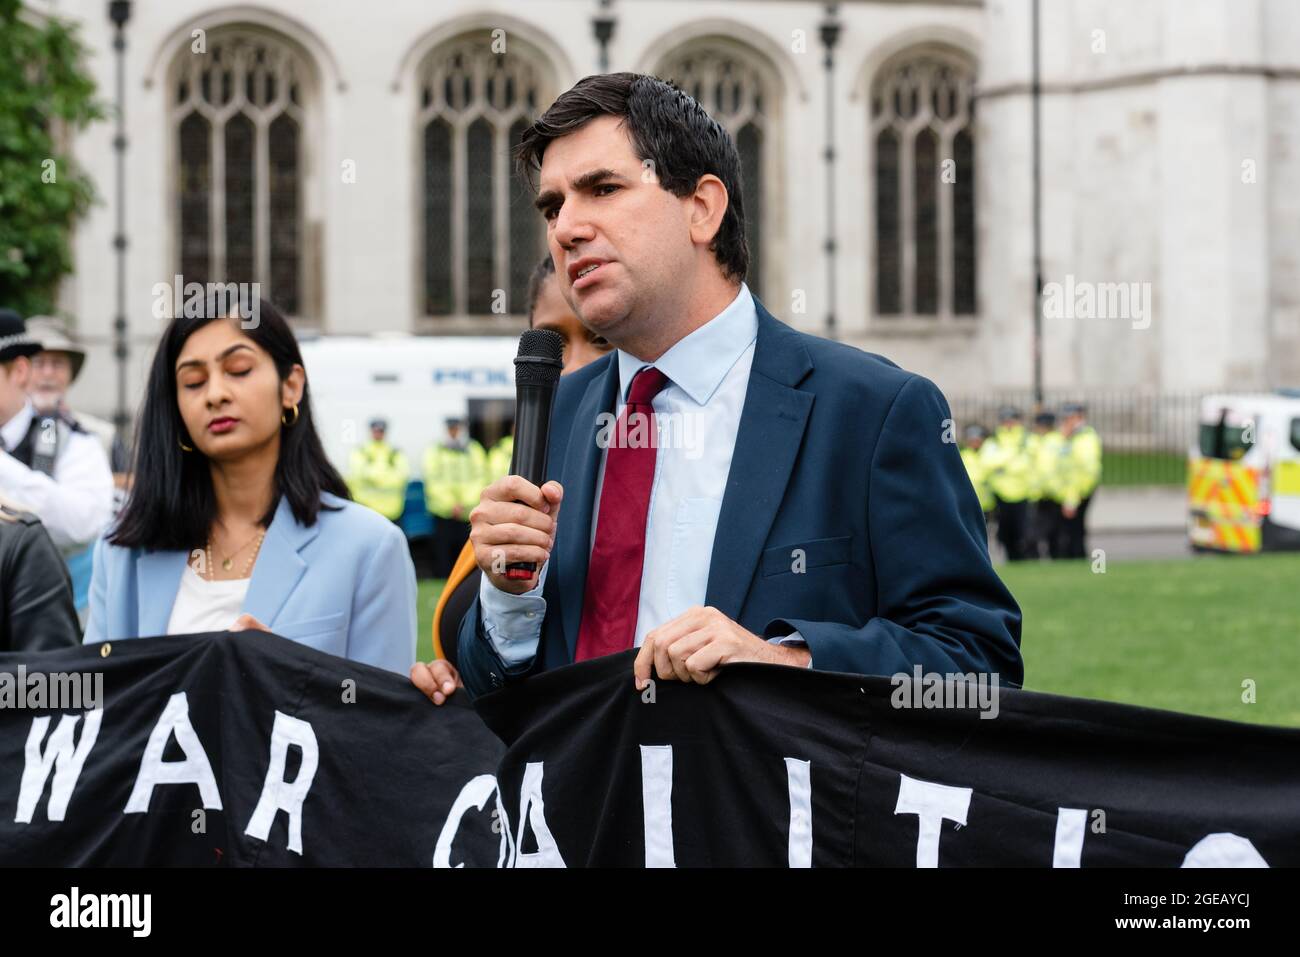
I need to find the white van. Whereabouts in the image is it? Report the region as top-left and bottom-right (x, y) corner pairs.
(298, 333), (518, 474)
(1188, 391), (1300, 552)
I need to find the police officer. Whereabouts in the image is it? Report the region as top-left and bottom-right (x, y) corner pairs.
(980, 406), (1033, 561)
(1059, 402), (1102, 558)
(486, 426), (514, 485)
(26, 316), (130, 483)
(24, 315), (127, 620)
(347, 417), (410, 522)
(0, 309), (113, 555)
(423, 417), (487, 577)
(960, 424), (995, 530)
(1028, 410), (1067, 559)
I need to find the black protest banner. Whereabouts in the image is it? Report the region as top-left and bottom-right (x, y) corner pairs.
(3, 637), (1298, 867)
(0, 633), (505, 866)
(474, 651), (1300, 867)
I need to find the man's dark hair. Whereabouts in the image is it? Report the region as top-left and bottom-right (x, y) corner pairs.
(525, 254), (556, 327)
(515, 72), (748, 283)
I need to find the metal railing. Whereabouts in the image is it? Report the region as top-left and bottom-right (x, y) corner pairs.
(948, 391), (1202, 486)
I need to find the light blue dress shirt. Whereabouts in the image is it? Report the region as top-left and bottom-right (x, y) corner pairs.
(479, 283), (808, 667)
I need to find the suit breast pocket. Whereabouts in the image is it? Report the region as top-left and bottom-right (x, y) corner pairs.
(272, 611), (347, 656)
(760, 535), (853, 578)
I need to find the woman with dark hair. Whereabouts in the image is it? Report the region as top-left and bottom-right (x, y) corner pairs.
(84, 296), (417, 674)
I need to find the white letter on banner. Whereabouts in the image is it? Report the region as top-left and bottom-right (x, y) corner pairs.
(492, 784), (515, 868)
(16, 709), (104, 823)
(894, 773), (972, 868)
(124, 693), (222, 813)
(513, 762), (565, 868)
(1053, 807), (1087, 867)
(786, 757), (813, 867)
(1181, 833), (1269, 867)
(434, 774), (513, 868)
(243, 711), (319, 855)
(641, 745), (675, 868)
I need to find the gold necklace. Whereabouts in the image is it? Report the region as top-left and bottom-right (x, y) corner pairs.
(204, 527), (266, 579)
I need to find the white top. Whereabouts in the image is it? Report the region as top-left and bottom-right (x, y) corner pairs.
(166, 563), (252, 635)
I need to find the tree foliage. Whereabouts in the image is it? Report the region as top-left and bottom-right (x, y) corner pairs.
(0, 0), (105, 316)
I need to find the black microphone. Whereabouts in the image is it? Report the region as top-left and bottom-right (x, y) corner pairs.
(505, 328), (564, 581)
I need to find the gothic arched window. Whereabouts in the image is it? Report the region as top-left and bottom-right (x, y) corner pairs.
(418, 37), (554, 319)
(172, 30), (313, 317)
(658, 41), (781, 304)
(871, 51), (977, 320)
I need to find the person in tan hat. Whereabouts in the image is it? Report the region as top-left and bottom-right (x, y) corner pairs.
(26, 315), (129, 484)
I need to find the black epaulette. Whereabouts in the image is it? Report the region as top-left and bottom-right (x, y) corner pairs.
(57, 411), (87, 434)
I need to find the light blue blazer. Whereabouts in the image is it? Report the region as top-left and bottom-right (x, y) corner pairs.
(83, 492), (417, 674)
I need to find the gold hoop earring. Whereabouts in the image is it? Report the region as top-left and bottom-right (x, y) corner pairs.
(282, 403), (299, 427)
(178, 436), (193, 453)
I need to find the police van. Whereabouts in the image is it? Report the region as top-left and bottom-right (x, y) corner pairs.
(1187, 391), (1300, 553)
(298, 334), (518, 539)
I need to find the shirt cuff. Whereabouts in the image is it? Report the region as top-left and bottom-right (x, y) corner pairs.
(477, 559), (549, 667)
(767, 630), (812, 669)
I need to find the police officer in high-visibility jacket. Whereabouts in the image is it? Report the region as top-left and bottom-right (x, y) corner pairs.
(423, 417), (487, 577)
(486, 429), (514, 484)
(347, 418), (409, 522)
(1059, 402), (1102, 558)
(980, 406), (1033, 561)
(959, 424), (995, 526)
(1027, 411), (1067, 559)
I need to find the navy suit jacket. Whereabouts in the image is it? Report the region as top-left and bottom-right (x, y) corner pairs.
(458, 299), (1022, 697)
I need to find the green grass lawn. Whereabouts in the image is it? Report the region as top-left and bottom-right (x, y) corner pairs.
(999, 552), (1300, 727)
(419, 552), (1300, 727)
(417, 578), (447, 662)
(1101, 449), (1187, 486)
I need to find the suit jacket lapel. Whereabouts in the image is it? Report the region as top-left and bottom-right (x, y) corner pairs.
(136, 549), (188, 637)
(556, 355), (619, 661)
(705, 302), (814, 619)
(242, 495), (319, 628)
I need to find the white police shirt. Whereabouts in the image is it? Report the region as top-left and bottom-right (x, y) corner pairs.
(0, 399), (114, 551)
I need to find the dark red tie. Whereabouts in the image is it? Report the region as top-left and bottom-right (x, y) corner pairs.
(575, 365), (670, 661)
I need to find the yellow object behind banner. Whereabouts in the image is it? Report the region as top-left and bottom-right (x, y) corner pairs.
(431, 540), (479, 660)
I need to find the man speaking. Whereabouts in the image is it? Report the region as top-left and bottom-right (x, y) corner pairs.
(451, 73), (1022, 699)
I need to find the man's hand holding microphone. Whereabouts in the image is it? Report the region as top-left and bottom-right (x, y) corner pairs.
(412, 328), (566, 706)
(410, 476), (563, 705)
(471, 475), (564, 594)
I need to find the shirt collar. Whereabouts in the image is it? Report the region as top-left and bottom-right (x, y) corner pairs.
(1, 398), (34, 450)
(615, 283), (758, 406)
